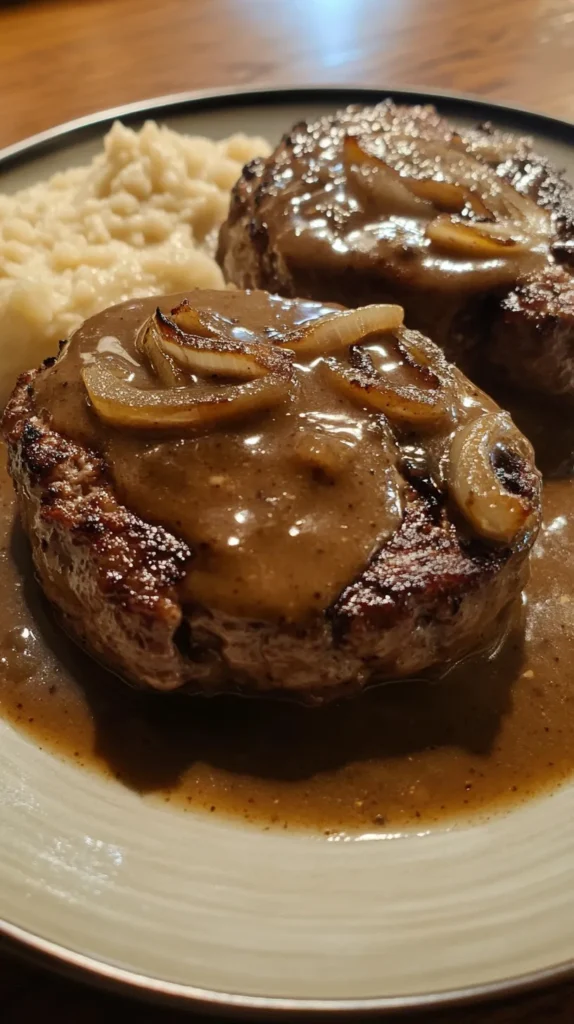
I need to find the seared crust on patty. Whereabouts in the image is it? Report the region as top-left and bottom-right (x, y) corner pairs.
(3, 364), (536, 701)
(3, 369), (192, 691)
(331, 499), (527, 679)
(489, 265), (574, 396)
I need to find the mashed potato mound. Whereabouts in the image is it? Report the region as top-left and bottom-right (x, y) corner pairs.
(0, 120), (270, 397)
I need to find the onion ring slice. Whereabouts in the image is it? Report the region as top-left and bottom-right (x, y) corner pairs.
(343, 135), (432, 216)
(145, 307), (293, 380)
(343, 131), (552, 254)
(281, 304), (404, 357)
(321, 329), (452, 430)
(425, 215), (534, 257)
(82, 362), (291, 432)
(135, 316), (185, 388)
(448, 411), (540, 544)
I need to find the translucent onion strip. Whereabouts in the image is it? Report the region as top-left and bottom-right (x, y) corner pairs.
(448, 411), (540, 544)
(136, 317), (185, 388)
(82, 363), (291, 432)
(425, 216), (534, 258)
(281, 304), (404, 357)
(342, 130), (552, 258)
(343, 135), (431, 216)
(320, 328), (453, 430)
(323, 360), (450, 429)
(148, 307), (293, 380)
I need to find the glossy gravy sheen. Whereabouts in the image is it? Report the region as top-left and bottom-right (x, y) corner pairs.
(35, 291), (409, 621)
(1, 378), (573, 834)
(237, 105), (551, 300)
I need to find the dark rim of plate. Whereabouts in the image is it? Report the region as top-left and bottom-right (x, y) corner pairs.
(1, 84), (573, 169)
(1, 84), (573, 1018)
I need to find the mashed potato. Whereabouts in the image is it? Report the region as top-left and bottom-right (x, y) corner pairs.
(0, 120), (270, 397)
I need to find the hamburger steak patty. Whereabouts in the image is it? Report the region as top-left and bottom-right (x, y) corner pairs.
(2, 289), (542, 701)
(218, 101), (574, 396)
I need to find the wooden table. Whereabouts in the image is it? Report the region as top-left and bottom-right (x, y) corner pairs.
(1, 0), (574, 1020)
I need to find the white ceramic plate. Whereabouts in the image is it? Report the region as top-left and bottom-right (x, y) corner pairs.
(1, 87), (574, 1016)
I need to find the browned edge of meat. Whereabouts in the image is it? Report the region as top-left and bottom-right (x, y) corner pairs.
(489, 264), (574, 396)
(2, 367), (192, 692)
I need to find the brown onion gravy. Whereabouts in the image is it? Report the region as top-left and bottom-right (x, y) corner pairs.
(33, 290), (496, 624)
(230, 105), (551, 304)
(35, 291), (408, 621)
(1, 376), (574, 834)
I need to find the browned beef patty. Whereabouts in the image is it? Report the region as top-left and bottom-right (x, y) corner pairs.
(218, 101), (574, 397)
(2, 289), (541, 701)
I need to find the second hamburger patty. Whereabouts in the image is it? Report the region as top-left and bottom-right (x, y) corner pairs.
(218, 101), (574, 396)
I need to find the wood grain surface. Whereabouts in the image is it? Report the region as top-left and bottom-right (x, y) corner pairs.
(1, 0), (574, 1021)
(1, 0), (574, 149)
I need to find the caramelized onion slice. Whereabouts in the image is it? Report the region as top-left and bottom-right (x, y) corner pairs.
(406, 178), (493, 219)
(497, 186), (552, 236)
(281, 304), (404, 357)
(448, 411), (540, 544)
(343, 135), (432, 216)
(323, 362), (450, 429)
(344, 135), (492, 219)
(168, 300), (219, 338)
(82, 363), (290, 432)
(379, 133), (546, 226)
(425, 215), (534, 257)
(321, 331), (452, 430)
(149, 308), (292, 380)
(136, 317), (185, 388)
(344, 130), (552, 254)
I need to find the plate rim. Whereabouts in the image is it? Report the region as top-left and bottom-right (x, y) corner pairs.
(3, 917), (574, 1019)
(1, 915), (573, 1019)
(0, 83), (572, 171)
(1, 83), (573, 1016)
